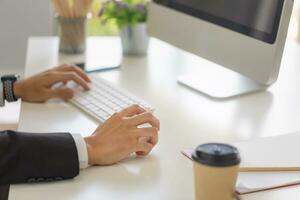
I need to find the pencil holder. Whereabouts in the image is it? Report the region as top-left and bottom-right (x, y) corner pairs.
(57, 17), (87, 54)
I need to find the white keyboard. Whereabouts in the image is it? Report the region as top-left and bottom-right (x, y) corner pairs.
(69, 74), (154, 123)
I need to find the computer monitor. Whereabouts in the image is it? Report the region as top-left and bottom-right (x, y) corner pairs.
(147, 0), (293, 98)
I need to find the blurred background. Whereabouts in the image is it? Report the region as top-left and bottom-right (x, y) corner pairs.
(0, 0), (299, 70)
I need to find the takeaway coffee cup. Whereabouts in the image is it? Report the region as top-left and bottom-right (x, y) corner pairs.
(192, 143), (241, 200)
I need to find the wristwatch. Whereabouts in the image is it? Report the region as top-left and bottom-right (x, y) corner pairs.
(1, 74), (20, 103)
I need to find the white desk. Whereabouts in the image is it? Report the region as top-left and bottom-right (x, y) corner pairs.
(9, 36), (300, 200)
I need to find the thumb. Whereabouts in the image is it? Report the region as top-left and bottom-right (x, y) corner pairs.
(48, 88), (74, 100)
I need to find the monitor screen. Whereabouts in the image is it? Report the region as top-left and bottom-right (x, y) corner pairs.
(154, 0), (284, 44)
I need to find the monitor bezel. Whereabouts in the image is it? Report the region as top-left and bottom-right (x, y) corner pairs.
(153, 0), (284, 44)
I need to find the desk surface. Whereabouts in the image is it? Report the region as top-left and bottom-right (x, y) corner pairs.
(9, 36), (300, 200)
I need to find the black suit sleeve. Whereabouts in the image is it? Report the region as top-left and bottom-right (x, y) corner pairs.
(0, 185), (9, 200)
(0, 130), (79, 185)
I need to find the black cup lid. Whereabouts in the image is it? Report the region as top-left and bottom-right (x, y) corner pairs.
(192, 143), (241, 167)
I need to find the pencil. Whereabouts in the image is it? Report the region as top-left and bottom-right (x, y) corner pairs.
(51, 0), (92, 18)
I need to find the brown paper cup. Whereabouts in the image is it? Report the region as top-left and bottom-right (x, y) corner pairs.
(193, 162), (239, 200)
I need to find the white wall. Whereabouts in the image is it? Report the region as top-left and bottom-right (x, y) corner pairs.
(0, 0), (54, 70)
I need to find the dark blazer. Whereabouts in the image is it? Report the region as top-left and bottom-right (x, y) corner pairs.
(0, 130), (80, 185)
(0, 185), (9, 200)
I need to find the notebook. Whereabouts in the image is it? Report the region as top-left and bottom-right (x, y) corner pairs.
(237, 171), (300, 194)
(233, 132), (300, 171)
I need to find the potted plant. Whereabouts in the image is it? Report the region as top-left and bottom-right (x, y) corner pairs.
(99, 0), (149, 56)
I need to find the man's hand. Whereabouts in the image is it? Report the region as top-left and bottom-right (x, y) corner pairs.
(13, 64), (91, 102)
(84, 105), (160, 166)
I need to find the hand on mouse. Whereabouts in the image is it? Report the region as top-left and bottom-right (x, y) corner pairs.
(84, 105), (160, 166)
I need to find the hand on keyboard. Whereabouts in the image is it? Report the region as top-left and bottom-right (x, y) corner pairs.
(14, 64), (91, 102)
(84, 105), (160, 165)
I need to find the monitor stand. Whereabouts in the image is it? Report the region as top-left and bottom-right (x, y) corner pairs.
(177, 56), (268, 99)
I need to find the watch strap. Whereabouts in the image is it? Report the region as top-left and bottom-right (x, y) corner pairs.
(0, 81), (4, 106)
(3, 79), (18, 102)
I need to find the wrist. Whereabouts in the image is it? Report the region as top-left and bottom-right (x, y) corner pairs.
(13, 80), (23, 99)
(84, 136), (96, 166)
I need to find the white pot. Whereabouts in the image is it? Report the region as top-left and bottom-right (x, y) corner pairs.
(120, 23), (149, 56)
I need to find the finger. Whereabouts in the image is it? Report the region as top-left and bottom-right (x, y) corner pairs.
(46, 71), (90, 90)
(128, 112), (160, 130)
(119, 104), (146, 117)
(138, 128), (159, 146)
(133, 127), (158, 140)
(53, 64), (91, 82)
(136, 151), (149, 156)
(136, 135), (158, 149)
(47, 88), (74, 100)
(135, 142), (153, 156)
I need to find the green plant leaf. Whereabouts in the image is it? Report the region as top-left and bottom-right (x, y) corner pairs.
(99, 0), (148, 28)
